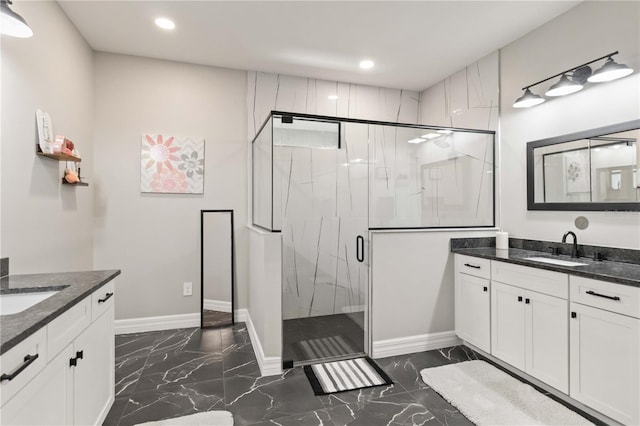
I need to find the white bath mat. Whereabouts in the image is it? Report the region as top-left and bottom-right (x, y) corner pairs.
(136, 410), (233, 426)
(420, 360), (593, 426)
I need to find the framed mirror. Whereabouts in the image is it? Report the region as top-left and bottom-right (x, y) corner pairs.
(527, 120), (640, 211)
(201, 210), (235, 328)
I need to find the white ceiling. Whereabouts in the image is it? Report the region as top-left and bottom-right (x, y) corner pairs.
(58, 1), (581, 91)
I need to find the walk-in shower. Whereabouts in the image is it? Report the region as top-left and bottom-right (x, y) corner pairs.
(252, 111), (495, 367)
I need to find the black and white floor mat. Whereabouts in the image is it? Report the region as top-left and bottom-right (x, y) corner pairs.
(304, 357), (393, 395)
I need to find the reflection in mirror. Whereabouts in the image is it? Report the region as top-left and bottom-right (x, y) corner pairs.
(528, 120), (640, 211)
(201, 210), (234, 328)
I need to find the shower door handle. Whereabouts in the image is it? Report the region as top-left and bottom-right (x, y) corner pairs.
(356, 235), (364, 263)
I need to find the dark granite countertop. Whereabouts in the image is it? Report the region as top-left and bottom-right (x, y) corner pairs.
(0, 270), (121, 354)
(451, 247), (640, 288)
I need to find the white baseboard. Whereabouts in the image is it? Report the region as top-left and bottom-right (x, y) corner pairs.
(234, 308), (248, 323)
(115, 313), (200, 334)
(115, 309), (248, 335)
(244, 311), (282, 376)
(204, 299), (232, 313)
(372, 331), (461, 359)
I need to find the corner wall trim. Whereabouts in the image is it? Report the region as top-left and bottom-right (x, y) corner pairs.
(372, 331), (461, 359)
(244, 310), (282, 377)
(115, 313), (200, 334)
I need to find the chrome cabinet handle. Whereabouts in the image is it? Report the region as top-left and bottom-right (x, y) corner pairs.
(356, 236), (364, 263)
(0, 354), (39, 382)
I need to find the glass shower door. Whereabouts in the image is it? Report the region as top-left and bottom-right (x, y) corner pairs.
(276, 116), (369, 366)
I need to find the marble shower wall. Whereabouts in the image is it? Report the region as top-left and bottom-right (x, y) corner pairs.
(247, 72), (420, 141)
(418, 51), (499, 131)
(248, 72), (420, 320)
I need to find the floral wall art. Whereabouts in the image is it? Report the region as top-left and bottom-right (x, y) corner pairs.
(140, 134), (205, 194)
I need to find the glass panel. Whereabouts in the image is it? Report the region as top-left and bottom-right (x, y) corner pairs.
(535, 139), (591, 203)
(279, 118), (368, 366)
(369, 126), (494, 228)
(591, 138), (638, 202)
(252, 116), (273, 230)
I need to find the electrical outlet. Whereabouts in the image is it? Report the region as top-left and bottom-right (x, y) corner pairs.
(183, 282), (192, 296)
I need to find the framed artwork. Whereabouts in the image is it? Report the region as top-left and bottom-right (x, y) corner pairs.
(564, 149), (590, 194)
(141, 134), (205, 194)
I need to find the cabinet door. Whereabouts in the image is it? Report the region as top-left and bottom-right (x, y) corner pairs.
(525, 291), (568, 393)
(0, 345), (73, 425)
(491, 281), (525, 369)
(73, 307), (115, 426)
(455, 273), (490, 352)
(570, 302), (640, 425)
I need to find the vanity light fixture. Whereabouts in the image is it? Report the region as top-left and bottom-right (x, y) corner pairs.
(1, 0), (33, 38)
(513, 51), (633, 108)
(588, 56), (633, 82)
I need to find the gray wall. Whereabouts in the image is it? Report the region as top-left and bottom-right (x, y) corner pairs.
(93, 53), (247, 320)
(1, 1), (94, 272)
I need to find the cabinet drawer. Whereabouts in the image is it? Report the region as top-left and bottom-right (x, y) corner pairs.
(0, 327), (47, 407)
(92, 280), (115, 322)
(47, 297), (91, 361)
(455, 254), (491, 279)
(492, 261), (568, 299)
(570, 276), (640, 319)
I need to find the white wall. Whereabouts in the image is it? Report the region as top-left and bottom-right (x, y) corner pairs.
(1, 1), (94, 272)
(93, 53), (247, 320)
(248, 228), (282, 374)
(500, 1), (640, 249)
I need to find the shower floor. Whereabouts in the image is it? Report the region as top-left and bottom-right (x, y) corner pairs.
(283, 312), (365, 365)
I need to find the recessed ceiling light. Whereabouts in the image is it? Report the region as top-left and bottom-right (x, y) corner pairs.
(328, 95), (339, 100)
(155, 17), (175, 30)
(359, 60), (374, 70)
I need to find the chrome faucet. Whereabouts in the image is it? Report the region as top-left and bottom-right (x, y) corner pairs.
(562, 231), (579, 258)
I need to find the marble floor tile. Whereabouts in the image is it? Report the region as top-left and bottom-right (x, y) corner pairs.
(224, 368), (325, 425)
(118, 379), (225, 426)
(223, 347), (261, 378)
(102, 396), (129, 426)
(325, 393), (438, 426)
(410, 387), (474, 426)
(375, 346), (478, 392)
(134, 350), (223, 393)
(319, 382), (410, 409)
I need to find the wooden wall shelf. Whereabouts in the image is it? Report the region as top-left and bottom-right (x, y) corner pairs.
(61, 179), (88, 187)
(37, 151), (82, 162)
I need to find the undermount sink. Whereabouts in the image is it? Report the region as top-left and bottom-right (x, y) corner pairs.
(0, 291), (59, 316)
(524, 257), (588, 267)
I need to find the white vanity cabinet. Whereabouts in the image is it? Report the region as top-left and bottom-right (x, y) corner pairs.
(490, 262), (569, 393)
(454, 255), (491, 353)
(569, 276), (640, 425)
(0, 280), (115, 425)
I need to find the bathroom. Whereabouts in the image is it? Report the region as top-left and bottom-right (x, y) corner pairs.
(1, 1), (639, 425)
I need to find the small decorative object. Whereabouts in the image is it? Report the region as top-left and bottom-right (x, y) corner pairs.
(565, 149), (590, 193)
(140, 134), (205, 194)
(36, 109), (54, 153)
(53, 135), (76, 156)
(64, 168), (79, 184)
(496, 230), (509, 250)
